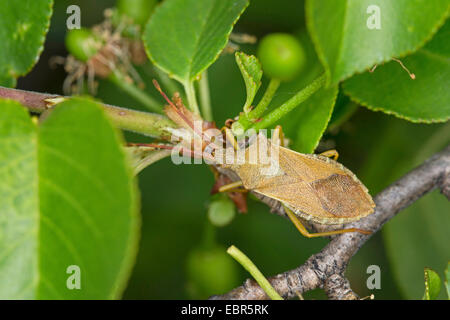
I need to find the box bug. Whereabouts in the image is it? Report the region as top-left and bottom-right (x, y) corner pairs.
(148, 81), (375, 238)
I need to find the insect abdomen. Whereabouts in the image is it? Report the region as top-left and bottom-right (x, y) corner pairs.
(309, 173), (374, 218)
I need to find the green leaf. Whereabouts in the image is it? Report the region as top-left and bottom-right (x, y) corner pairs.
(283, 85), (338, 153)
(0, 100), (38, 299)
(343, 19), (450, 123)
(306, 0), (450, 85)
(423, 268), (442, 300)
(276, 31), (338, 153)
(0, 98), (139, 299)
(235, 52), (263, 113)
(0, 0), (53, 87)
(327, 94), (358, 132)
(143, 0), (249, 84)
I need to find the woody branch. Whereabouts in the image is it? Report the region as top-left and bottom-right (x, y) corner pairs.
(211, 145), (450, 300)
(0, 86), (175, 138)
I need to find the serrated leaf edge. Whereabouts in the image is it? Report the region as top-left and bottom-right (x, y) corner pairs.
(235, 52), (263, 112)
(309, 85), (339, 153)
(7, 0), (54, 86)
(342, 84), (450, 124)
(143, 0), (250, 84)
(306, 0), (450, 86)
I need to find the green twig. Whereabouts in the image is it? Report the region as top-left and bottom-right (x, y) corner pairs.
(251, 73), (326, 131)
(202, 221), (216, 249)
(127, 148), (172, 175)
(101, 104), (174, 137)
(108, 70), (162, 113)
(237, 78), (281, 130)
(184, 80), (200, 115)
(227, 245), (283, 300)
(0, 86), (175, 138)
(249, 78), (281, 120)
(199, 71), (213, 121)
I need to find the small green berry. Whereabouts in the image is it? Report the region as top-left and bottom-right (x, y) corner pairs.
(208, 197), (236, 227)
(257, 33), (306, 81)
(65, 28), (102, 62)
(186, 246), (239, 298)
(117, 0), (157, 27)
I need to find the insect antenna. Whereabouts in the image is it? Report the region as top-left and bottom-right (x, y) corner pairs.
(127, 142), (212, 161)
(369, 58), (415, 79)
(152, 80), (195, 131)
(392, 58), (416, 79)
(152, 79), (209, 148)
(127, 142), (175, 150)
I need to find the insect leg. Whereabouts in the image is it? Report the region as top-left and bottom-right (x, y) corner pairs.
(319, 149), (339, 161)
(272, 125), (286, 147)
(218, 181), (246, 193)
(283, 204), (371, 238)
(222, 127), (239, 151)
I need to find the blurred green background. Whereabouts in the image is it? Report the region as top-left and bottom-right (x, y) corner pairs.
(18, 0), (449, 299)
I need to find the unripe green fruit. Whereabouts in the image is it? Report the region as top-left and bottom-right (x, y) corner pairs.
(186, 246), (239, 299)
(208, 197), (235, 227)
(65, 28), (102, 62)
(257, 33), (306, 81)
(117, 0), (157, 27)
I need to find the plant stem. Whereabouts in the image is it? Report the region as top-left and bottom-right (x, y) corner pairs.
(199, 71), (213, 121)
(237, 78), (281, 131)
(108, 70), (162, 113)
(128, 148), (172, 175)
(251, 73), (326, 131)
(202, 221), (216, 249)
(184, 80), (200, 115)
(227, 245), (283, 300)
(102, 104), (175, 138)
(0, 86), (175, 138)
(249, 78), (281, 120)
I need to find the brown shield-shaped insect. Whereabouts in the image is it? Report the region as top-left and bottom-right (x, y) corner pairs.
(221, 133), (375, 233)
(152, 81), (375, 238)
